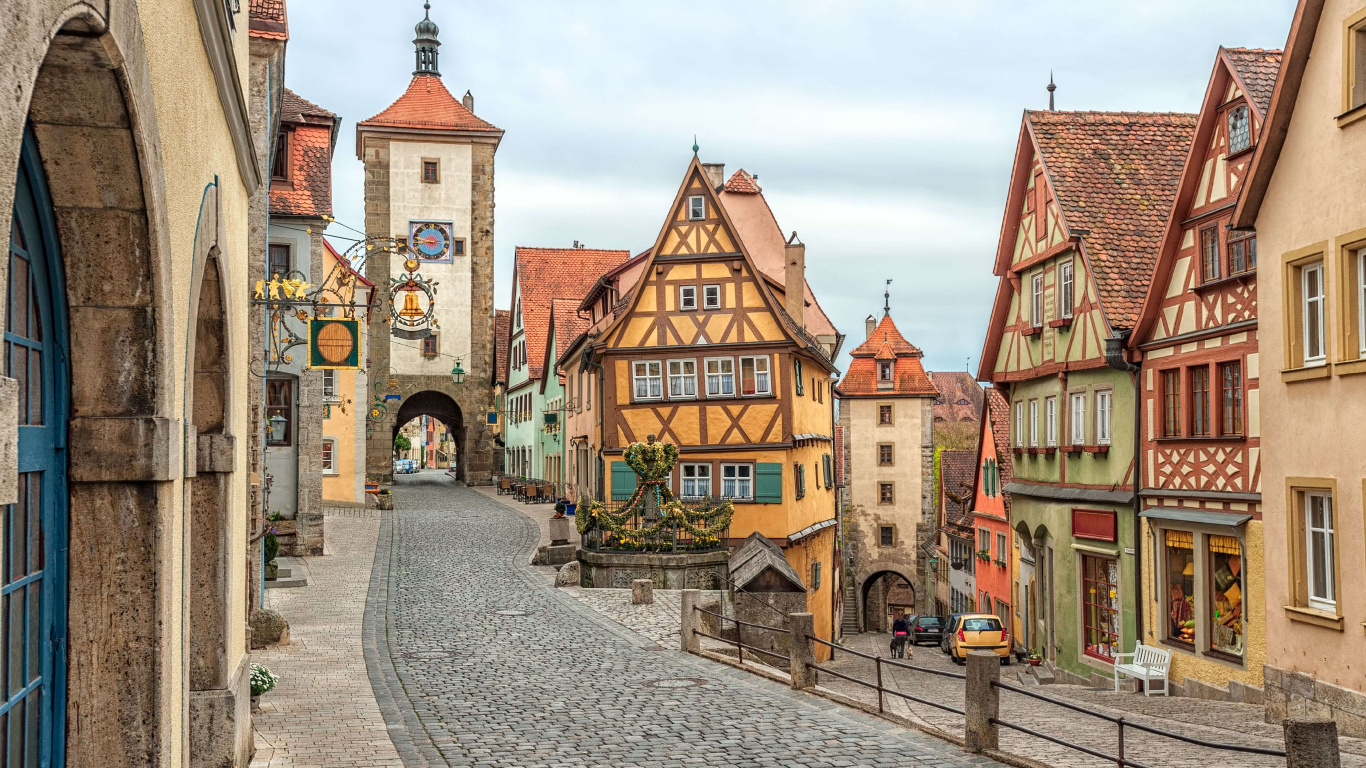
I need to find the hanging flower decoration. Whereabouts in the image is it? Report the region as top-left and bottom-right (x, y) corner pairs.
(575, 439), (733, 550)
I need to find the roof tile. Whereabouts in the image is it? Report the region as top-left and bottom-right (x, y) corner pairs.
(838, 314), (937, 397)
(724, 169), (761, 194)
(1029, 111), (1196, 329)
(929, 371), (983, 423)
(1224, 48), (1283, 115)
(940, 450), (977, 528)
(249, 0), (287, 39)
(983, 386), (1012, 513)
(359, 75), (500, 133)
(513, 247), (630, 382)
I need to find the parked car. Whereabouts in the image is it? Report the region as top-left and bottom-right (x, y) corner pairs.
(946, 613), (1011, 665)
(940, 614), (966, 655)
(393, 459), (418, 474)
(909, 615), (945, 646)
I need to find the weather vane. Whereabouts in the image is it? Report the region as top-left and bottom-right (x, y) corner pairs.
(883, 279), (892, 317)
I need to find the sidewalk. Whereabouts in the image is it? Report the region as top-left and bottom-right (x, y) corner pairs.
(249, 510), (403, 768)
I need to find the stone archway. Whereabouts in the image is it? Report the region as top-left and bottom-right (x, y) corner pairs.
(393, 390), (466, 480)
(856, 565), (918, 633)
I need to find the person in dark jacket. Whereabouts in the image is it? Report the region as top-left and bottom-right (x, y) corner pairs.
(890, 614), (910, 658)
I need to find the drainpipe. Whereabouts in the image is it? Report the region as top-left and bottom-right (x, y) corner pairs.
(1104, 330), (1143, 648)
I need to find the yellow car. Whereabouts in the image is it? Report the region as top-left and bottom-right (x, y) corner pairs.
(947, 613), (1011, 665)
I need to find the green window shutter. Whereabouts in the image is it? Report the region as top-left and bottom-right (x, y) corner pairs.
(610, 461), (636, 501)
(755, 462), (783, 504)
(823, 454), (833, 487)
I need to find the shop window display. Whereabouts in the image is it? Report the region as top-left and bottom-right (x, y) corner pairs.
(1165, 530), (1195, 647)
(1208, 536), (1244, 657)
(1082, 554), (1120, 661)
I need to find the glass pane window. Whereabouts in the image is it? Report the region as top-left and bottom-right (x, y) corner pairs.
(667, 360), (696, 398)
(1095, 390), (1112, 445)
(880, 527), (894, 547)
(1014, 401), (1023, 447)
(1031, 273), (1044, 327)
(321, 440), (335, 472)
(705, 358), (734, 396)
(997, 532), (1007, 561)
(878, 444), (892, 466)
(1229, 235), (1255, 274)
(1306, 492), (1335, 611)
(1359, 249), (1366, 357)
(1191, 366), (1210, 437)
(266, 379), (293, 446)
(322, 370), (335, 398)
(632, 361), (663, 400)
(268, 244), (291, 279)
(1303, 262), (1326, 365)
(721, 464), (751, 499)
(1228, 105), (1251, 154)
(703, 285), (721, 309)
(1201, 228), (1220, 282)
(1044, 397), (1057, 447)
(1058, 261), (1074, 318)
(680, 463), (710, 499)
(1162, 371), (1181, 437)
(1069, 393), (1086, 445)
(879, 483), (894, 504)
(879, 404), (892, 425)
(1028, 400), (1038, 447)
(740, 356), (770, 395)
(688, 195), (705, 220)
(1220, 362), (1243, 435)
(1209, 535), (1244, 657)
(1164, 530), (1195, 646)
(679, 286), (697, 311)
(1081, 554), (1120, 661)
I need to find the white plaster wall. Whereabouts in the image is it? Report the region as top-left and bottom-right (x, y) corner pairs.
(387, 141), (473, 375)
(848, 397), (929, 572)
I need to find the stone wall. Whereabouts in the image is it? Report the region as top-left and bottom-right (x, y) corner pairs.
(1265, 664), (1366, 737)
(578, 549), (729, 590)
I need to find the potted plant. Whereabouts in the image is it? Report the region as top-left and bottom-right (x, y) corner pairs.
(1027, 651), (1042, 667)
(250, 662), (278, 709)
(553, 499), (567, 519)
(377, 488), (393, 510)
(263, 527), (280, 580)
(976, 549), (990, 561)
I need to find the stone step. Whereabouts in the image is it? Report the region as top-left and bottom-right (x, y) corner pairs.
(1028, 664), (1056, 684)
(1016, 671), (1040, 686)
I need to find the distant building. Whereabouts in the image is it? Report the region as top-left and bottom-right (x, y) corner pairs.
(929, 371), (984, 424)
(936, 450), (978, 616)
(971, 387), (1013, 636)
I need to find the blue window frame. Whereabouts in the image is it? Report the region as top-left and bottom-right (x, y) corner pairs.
(5, 127), (70, 767)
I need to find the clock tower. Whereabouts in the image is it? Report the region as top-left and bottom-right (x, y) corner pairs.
(358, 2), (503, 484)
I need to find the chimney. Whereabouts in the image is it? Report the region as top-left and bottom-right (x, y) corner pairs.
(784, 234), (805, 327)
(463, 90), (475, 112)
(865, 315), (876, 339)
(702, 162), (725, 190)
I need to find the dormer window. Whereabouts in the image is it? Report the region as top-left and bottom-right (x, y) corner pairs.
(271, 130), (290, 181)
(878, 361), (893, 382)
(1227, 104), (1251, 154)
(688, 195), (705, 221)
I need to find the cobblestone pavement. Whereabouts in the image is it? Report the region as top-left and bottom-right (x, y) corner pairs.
(820, 632), (1366, 768)
(372, 474), (1004, 767)
(251, 509), (404, 768)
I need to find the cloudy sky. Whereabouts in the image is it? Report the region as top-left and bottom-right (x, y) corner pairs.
(283, 0), (1294, 375)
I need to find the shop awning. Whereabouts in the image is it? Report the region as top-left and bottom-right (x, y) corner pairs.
(1139, 507), (1251, 528)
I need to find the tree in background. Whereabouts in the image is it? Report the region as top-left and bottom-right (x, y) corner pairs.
(394, 433), (412, 454)
(934, 420), (978, 452)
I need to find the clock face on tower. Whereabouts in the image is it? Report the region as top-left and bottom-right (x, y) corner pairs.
(409, 221), (456, 263)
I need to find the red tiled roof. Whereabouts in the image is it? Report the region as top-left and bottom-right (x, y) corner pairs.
(983, 386), (1012, 513)
(271, 127), (334, 217)
(940, 450), (977, 528)
(358, 75), (501, 133)
(281, 87), (336, 123)
(838, 314), (937, 397)
(1224, 48), (1283, 115)
(493, 309), (511, 386)
(547, 299), (591, 383)
(249, 0), (287, 39)
(929, 371), (983, 424)
(724, 169), (761, 194)
(1029, 111), (1196, 330)
(512, 248), (630, 382)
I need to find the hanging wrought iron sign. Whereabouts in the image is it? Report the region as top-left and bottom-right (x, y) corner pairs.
(388, 257), (440, 340)
(308, 318), (361, 369)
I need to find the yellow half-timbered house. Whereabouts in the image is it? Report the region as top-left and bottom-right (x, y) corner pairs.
(584, 158), (845, 644)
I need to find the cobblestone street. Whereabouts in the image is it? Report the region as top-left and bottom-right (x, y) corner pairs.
(356, 474), (1002, 767)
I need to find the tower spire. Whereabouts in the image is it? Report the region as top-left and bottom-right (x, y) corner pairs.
(414, 2), (441, 77)
(883, 279), (892, 317)
(1047, 70), (1056, 111)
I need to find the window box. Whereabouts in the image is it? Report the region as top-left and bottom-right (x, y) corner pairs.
(1083, 445), (1109, 455)
(1048, 317), (1073, 329)
(1012, 447), (1025, 457)
(1041, 446), (1056, 456)
(976, 550), (991, 561)
(1064, 444), (1083, 455)
(1023, 326), (1043, 338)
(1194, 272), (1256, 293)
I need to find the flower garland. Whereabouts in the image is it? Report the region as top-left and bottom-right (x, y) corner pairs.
(576, 440), (734, 548)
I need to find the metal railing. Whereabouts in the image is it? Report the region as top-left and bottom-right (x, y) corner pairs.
(580, 499), (729, 553)
(806, 636), (965, 716)
(691, 606), (789, 667)
(989, 678), (1285, 767)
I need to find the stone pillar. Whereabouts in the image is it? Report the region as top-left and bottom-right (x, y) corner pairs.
(680, 589), (701, 654)
(788, 612), (816, 690)
(964, 651), (1000, 752)
(632, 579), (654, 605)
(1285, 719), (1340, 768)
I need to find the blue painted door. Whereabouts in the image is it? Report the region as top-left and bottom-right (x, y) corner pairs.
(5, 128), (69, 767)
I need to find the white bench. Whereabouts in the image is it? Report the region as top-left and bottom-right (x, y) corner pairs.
(1113, 644), (1171, 696)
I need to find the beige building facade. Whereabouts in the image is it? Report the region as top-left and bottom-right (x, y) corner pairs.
(0, 0), (260, 766)
(1234, 0), (1366, 734)
(838, 313), (937, 627)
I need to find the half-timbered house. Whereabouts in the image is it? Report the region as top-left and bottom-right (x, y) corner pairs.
(979, 110), (1194, 679)
(1130, 47), (1281, 697)
(973, 387), (1014, 637)
(575, 158), (845, 644)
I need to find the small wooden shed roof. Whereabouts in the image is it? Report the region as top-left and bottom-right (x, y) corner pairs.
(729, 532), (805, 593)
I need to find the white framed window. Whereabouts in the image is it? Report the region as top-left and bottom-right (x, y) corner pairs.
(632, 360), (663, 400)
(322, 369), (337, 399)
(322, 437), (338, 475)
(688, 195), (706, 221)
(1358, 249), (1366, 356)
(1096, 390), (1113, 446)
(722, 464), (753, 499)
(1069, 392), (1086, 445)
(1058, 260), (1074, 319)
(680, 285), (697, 311)
(879, 361), (893, 381)
(1306, 491), (1336, 612)
(705, 357), (735, 396)
(1303, 261), (1326, 365)
(668, 359), (697, 398)
(1031, 272), (1044, 327)
(1028, 400), (1038, 447)
(1014, 401), (1023, 447)
(703, 284), (721, 309)
(681, 463), (711, 499)
(1044, 396), (1057, 447)
(739, 355), (771, 396)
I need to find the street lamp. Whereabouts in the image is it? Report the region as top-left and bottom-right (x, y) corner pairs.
(450, 358), (466, 385)
(268, 413), (287, 443)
